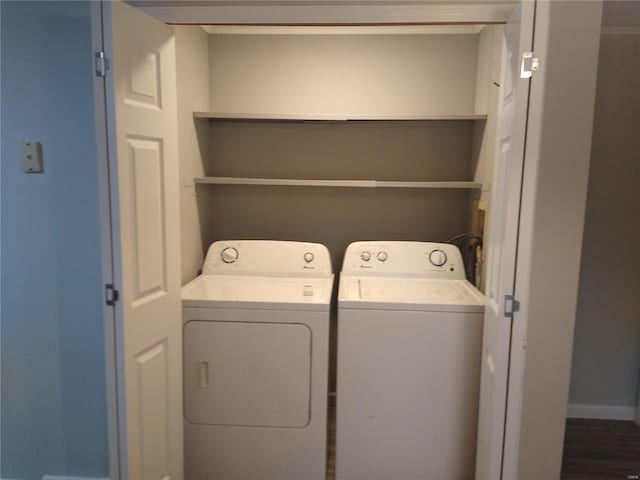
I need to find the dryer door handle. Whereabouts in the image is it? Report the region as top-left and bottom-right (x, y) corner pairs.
(199, 360), (210, 388)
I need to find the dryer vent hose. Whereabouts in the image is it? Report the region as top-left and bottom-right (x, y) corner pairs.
(447, 233), (483, 287)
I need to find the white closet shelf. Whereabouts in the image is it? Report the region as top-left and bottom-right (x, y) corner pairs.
(194, 177), (483, 189)
(193, 112), (488, 122)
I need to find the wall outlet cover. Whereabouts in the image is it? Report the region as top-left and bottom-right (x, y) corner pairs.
(21, 141), (44, 173)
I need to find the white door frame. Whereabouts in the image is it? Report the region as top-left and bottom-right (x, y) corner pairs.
(90, 1), (122, 479)
(501, 2), (603, 479)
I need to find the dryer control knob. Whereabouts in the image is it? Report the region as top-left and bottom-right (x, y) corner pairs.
(361, 251), (372, 262)
(304, 252), (315, 263)
(429, 249), (447, 267)
(377, 251), (388, 262)
(221, 247), (239, 264)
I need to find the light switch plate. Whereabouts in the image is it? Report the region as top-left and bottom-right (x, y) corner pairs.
(21, 141), (43, 173)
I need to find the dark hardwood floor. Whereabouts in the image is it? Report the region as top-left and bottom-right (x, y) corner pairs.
(562, 418), (640, 480)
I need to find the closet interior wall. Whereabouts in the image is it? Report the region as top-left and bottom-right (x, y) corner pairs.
(176, 25), (211, 284)
(176, 26), (503, 389)
(471, 26), (504, 290)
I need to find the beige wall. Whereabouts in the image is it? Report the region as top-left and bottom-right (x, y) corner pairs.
(471, 25), (503, 202)
(175, 26), (212, 284)
(208, 34), (479, 115)
(470, 25), (504, 290)
(569, 0), (640, 412)
(202, 32), (487, 268)
(203, 119), (476, 266)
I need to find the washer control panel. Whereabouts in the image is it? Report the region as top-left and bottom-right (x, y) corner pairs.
(203, 240), (332, 277)
(342, 241), (466, 279)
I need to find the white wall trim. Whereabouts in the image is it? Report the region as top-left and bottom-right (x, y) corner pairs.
(635, 385), (640, 426)
(42, 476), (110, 480)
(91, 2), (121, 480)
(601, 26), (640, 35)
(567, 404), (636, 421)
(506, 2), (603, 479)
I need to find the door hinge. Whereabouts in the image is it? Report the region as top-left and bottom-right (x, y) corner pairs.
(520, 52), (539, 79)
(105, 283), (119, 306)
(95, 51), (109, 77)
(504, 294), (520, 319)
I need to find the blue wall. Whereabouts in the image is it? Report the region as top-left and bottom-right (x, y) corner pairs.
(1, 1), (109, 478)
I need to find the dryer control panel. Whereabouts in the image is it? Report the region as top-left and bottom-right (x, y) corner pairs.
(203, 240), (333, 278)
(342, 241), (466, 279)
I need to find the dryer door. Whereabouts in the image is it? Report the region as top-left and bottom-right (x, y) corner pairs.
(184, 321), (311, 428)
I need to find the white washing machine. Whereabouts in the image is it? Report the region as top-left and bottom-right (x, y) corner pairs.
(182, 240), (333, 480)
(336, 241), (485, 480)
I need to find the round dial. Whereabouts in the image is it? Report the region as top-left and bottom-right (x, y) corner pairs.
(377, 251), (388, 262)
(429, 249), (447, 267)
(304, 252), (315, 263)
(360, 251), (372, 262)
(221, 247), (239, 264)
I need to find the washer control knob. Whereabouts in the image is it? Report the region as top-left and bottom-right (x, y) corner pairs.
(221, 247), (239, 264)
(304, 252), (315, 263)
(377, 251), (388, 262)
(361, 251), (372, 262)
(429, 249), (447, 267)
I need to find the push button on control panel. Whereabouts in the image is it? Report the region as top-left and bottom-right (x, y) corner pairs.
(377, 251), (388, 262)
(304, 252), (315, 263)
(360, 251), (372, 262)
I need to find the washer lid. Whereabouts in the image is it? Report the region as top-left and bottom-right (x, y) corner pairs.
(339, 275), (485, 312)
(182, 274), (334, 311)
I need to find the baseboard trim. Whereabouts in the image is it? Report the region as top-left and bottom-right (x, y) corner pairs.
(0, 478), (108, 480)
(567, 403), (636, 420)
(42, 476), (109, 480)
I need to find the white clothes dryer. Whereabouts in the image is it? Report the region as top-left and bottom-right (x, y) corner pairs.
(182, 240), (333, 480)
(336, 241), (485, 480)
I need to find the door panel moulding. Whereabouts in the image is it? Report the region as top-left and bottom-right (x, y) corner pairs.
(127, 1), (514, 25)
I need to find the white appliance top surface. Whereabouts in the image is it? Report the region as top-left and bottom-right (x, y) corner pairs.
(202, 240), (332, 277)
(182, 274), (334, 310)
(339, 276), (484, 312)
(339, 241), (484, 312)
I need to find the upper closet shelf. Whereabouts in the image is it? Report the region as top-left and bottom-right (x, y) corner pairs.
(194, 177), (483, 189)
(193, 112), (488, 122)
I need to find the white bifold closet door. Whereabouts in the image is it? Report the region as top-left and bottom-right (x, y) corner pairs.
(105, 1), (183, 479)
(474, 2), (535, 480)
